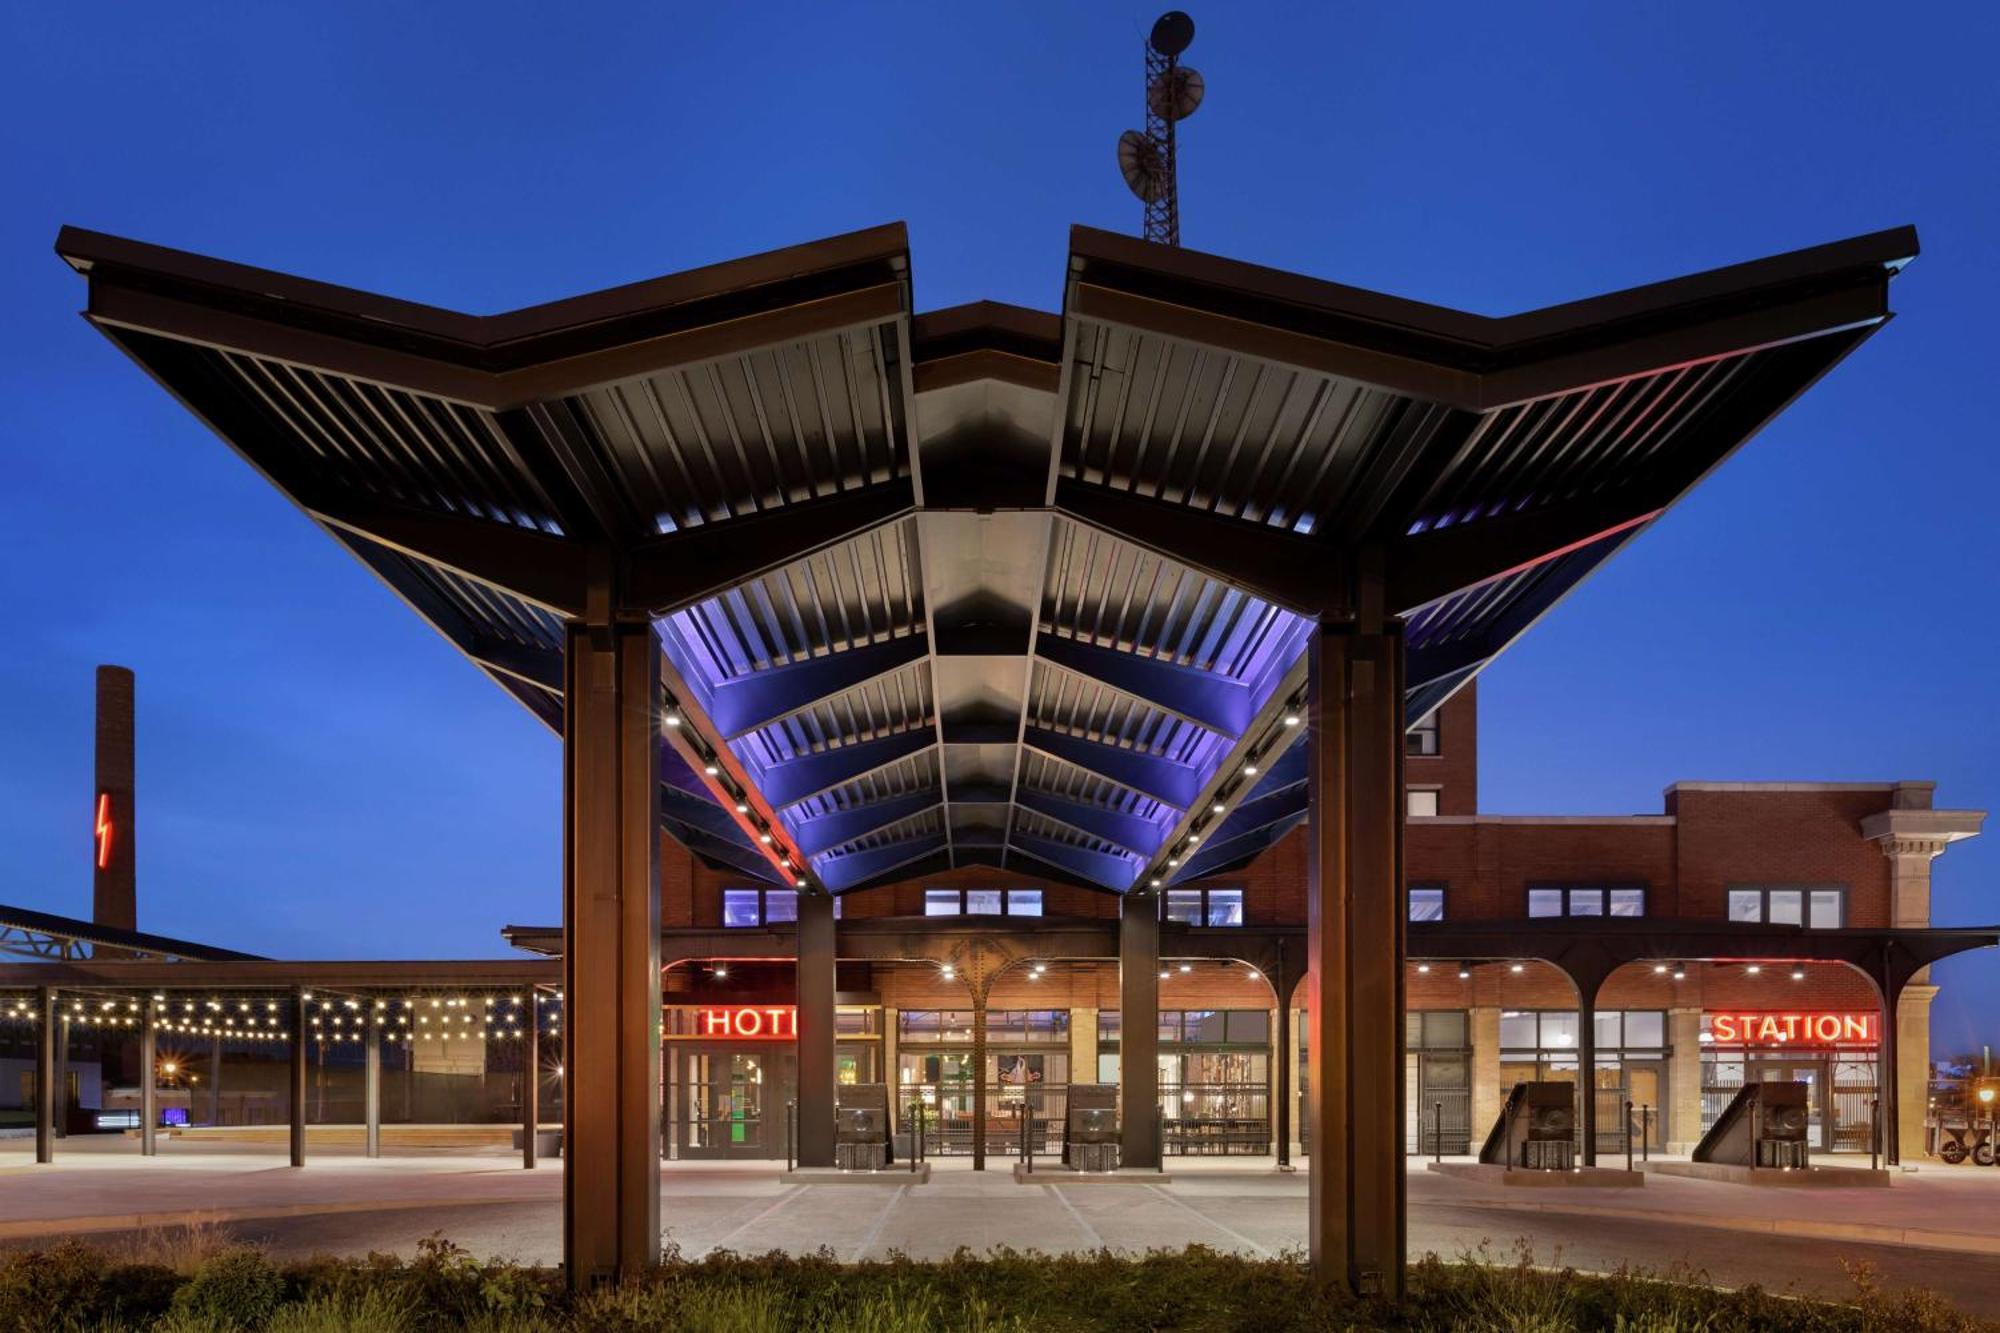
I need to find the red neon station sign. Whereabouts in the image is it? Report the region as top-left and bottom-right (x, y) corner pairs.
(1710, 1012), (1877, 1046)
(698, 1006), (796, 1040)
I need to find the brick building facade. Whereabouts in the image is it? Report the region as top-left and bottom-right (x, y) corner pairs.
(647, 681), (1984, 1163)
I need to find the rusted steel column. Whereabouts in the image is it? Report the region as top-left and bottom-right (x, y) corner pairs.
(1120, 891), (1162, 1169)
(521, 989), (537, 1170)
(365, 1004), (382, 1160)
(796, 890), (837, 1168)
(1878, 949), (1902, 1168)
(1306, 615), (1407, 1298)
(35, 987), (55, 1164)
(290, 988), (308, 1168)
(1577, 978), (1598, 1166)
(563, 620), (663, 1288)
(1272, 961), (1292, 1169)
(140, 999), (158, 1157)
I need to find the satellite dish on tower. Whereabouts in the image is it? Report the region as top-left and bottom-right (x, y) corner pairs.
(1118, 130), (1169, 203)
(1147, 65), (1204, 121)
(1149, 11), (1195, 57)
(1118, 12), (1204, 246)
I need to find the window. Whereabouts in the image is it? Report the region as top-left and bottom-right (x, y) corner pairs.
(722, 888), (811, 926)
(1407, 789), (1440, 818)
(1160, 887), (1245, 926)
(1406, 1010), (1468, 1050)
(1409, 885), (1446, 922)
(1727, 886), (1845, 929)
(1528, 886), (1646, 918)
(1407, 710), (1440, 757)
(1498, 1010), (1666, 1053)
(923, 888), (1044, 916)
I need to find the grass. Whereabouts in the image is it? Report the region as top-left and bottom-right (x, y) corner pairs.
(0, 1233), (1988, 1332)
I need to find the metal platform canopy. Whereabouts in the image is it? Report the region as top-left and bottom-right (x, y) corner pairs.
(57, 219), (1914, 1293)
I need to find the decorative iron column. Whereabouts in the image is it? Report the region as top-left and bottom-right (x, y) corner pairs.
(796, 890), (837, 1168)
(562, 619), (663, 1286)
(1119, 890), (1162, 1169)
(971, 982), (990, 1170)
(1305, 610), (1406, 1298)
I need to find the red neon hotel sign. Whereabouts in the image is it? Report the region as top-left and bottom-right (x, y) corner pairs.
(699, 1006), (796, 1039)
(1710, 1012), (1877, 1046)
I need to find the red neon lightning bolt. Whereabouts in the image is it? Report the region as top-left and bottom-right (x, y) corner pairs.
(95, 793), (113, 871)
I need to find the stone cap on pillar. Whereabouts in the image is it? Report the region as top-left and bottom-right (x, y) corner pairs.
(1861, 807), (1985, 858)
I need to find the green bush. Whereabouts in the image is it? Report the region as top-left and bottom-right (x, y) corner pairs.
(0, 1239), (1991, 1332)
(166, 1250), (284, 1331)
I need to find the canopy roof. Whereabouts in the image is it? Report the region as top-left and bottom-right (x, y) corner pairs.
(57, 222), (1915, 897)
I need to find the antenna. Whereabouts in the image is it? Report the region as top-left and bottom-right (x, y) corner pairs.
(1118, 12), (1204, 246)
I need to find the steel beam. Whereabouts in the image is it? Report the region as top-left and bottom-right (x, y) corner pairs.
(1052, 479), (1347, 619)
(140, 1001), (157, 1157)
(818, 834), (951, 893)
(290, 988), (307, 1168)
(1305, 620), (1406, 1297)
(1015, 790), (1164, 859)
(562, 621), (663, 1287)
(1007, 834), (1136, 891)
(1119, 892), (1162, 1169)
(794, 791), (941, 858)
(626, 480), (917, 617)
(1387, 496), (1660, 612)
(312, 496), (588, 616)
(1034, 635), (1252, 738)
(522, 990), (539, 1170)
(365, 1007), (382, 1160)
(35, 987), (54, 1164)
(1022, 727), (1201, 811)
(760, 729), (936, 809)
(709, 635), (930, 739)
(796, 892), (838, 1168)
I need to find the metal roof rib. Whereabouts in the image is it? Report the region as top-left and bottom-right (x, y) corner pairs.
(58, 220), (1911, 893)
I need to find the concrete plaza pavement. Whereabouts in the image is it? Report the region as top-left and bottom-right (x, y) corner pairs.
(7, 1139), (2000, 1310)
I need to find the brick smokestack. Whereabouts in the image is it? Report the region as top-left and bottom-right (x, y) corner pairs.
(93, 665), (136, 931)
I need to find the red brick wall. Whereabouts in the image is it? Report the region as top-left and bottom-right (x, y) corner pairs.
(666, 776), (1901, 937)
(1668, 788), (1894, 927)
(1406, 679), (1478, 815)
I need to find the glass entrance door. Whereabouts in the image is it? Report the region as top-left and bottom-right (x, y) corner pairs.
(675, 1048), (790, 1159)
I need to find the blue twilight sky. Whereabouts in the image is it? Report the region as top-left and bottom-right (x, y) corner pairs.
(1, 3), (1995, 1044)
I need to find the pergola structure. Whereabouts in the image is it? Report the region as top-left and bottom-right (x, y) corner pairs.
(58, 219), (1917, 1294)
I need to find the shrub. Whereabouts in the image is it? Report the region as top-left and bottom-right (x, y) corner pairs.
(166, 1250), (283, 1331)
